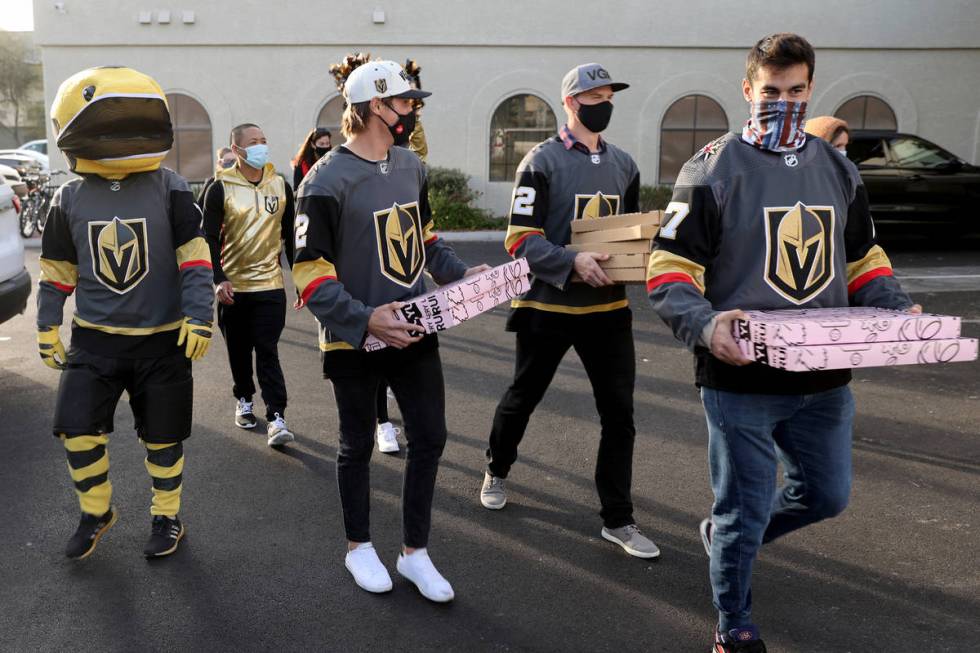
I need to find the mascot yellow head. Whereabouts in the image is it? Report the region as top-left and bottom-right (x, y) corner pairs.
(51, 66), (173, 179)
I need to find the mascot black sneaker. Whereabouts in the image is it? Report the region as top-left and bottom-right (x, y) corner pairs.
(65, 508), (117, 560)
(143, 515), (184, 558)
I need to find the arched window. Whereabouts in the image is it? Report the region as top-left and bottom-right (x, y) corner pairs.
(316, 95), (345, 140)
(489, 94), (557, 182)
(659, 94), (728, 185)
(162, 93), (212, 182)
(834, 95), (897, 131)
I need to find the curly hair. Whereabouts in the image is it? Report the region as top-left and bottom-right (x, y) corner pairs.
(329, 52), (373, 92)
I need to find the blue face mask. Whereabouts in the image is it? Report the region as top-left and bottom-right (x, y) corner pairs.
(238, 143), (269, 169)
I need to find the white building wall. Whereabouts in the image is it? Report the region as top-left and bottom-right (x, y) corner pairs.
(33, 0), (980, 215)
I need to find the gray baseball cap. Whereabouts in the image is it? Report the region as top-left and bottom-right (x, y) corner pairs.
(561, 63), (629, 98)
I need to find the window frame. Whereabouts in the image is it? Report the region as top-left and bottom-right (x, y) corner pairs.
(488, 93), (558, 183)
(658, 94), (728, 185)
(163, 92), (213, 182)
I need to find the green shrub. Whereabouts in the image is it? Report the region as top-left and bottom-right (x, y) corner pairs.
(639, 184), (673, 212)
(427, 166), (505, 230)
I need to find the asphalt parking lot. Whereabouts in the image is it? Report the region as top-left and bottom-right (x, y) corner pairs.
(0, 238), (977, 652)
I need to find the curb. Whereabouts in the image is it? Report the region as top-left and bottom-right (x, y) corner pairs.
(436, 231), (505, 242)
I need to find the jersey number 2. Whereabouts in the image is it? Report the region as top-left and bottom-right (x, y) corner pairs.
(511, 186), (536, 216)
(658, 201), (690, 240)
(295, 213), (309, 248)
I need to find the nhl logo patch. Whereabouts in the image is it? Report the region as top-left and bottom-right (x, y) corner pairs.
(590, 154), (601, 165)
(264, 195), (279, 214)
(379, 161), (390, 175)
(374, 78), (387, 94)
(784, 153), (799, 167)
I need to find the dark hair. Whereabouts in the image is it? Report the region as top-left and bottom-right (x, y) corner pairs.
(292, 127), (332, 168)
(230, 122), (261, 146)
(746, 33), (815, 83)
(831, 124), (849, 142)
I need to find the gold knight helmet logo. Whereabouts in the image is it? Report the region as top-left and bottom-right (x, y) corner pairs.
(374, 202), (424, 287)
(764, 202), (835, 304)
(574, 191), (620, 221)
(89, 217), (149, 294)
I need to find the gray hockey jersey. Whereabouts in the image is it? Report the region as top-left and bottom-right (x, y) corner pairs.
(646, 133), (912, 393)
(504, 132), (640, 329)
(293, 145), (468, 350)
(37, 168), (214, 350)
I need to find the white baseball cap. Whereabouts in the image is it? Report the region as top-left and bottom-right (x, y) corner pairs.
(343, 60), (432, 104)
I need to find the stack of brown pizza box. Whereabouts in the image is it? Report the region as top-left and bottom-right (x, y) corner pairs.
(566, 211), (662, 282)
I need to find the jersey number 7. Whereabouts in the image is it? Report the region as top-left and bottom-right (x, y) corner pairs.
(658, 201), (690, 240)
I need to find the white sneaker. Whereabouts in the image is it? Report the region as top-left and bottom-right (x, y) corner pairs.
(376, 422), (400, 454)
(235, 398), (257, 429)
(266, 413), (294, 446)
(344, 543), (393, 593)
(396, 548), (454, 603)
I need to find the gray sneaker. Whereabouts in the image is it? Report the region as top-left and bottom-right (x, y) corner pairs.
(480, 472), (507, 510)
(601, 524), (661, 559)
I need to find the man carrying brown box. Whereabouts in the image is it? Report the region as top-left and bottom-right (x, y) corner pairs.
(480, 63), (660, 559)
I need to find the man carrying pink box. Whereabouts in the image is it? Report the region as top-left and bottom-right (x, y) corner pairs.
(646, 33), (920, 653)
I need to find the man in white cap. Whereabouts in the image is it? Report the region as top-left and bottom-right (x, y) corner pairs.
(292, 60), (488, 602)
(481, 63), (660, 559)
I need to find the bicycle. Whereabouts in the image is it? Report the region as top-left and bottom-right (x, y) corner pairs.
(19, 170), (66, 238)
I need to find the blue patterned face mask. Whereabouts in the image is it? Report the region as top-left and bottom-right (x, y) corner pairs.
(741, 100), (808, 152)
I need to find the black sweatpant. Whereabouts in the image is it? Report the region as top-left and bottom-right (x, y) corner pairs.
(328, 340), (447, 548)
(486, 327), (637, 528)
(376, 385), (389, 424)
(217, 288), (287, 421)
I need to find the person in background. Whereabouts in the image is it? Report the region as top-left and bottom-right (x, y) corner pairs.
(292, 128), (332, 190)
(196, 147), (236, 208)
(403, 59), (429, 163)
(202, 123), (296, 446)
(805, 115), (850, 155)
(329, 52), (406, 455)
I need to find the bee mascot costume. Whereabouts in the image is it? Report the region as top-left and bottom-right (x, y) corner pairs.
(37, 67), (214, 560)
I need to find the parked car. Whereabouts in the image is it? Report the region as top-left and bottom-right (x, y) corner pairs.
(0, 153), (43, 180)
(0, 164), (27, 198)
(848, 131), (980, 236)
(0, 148), (49, 172)
(0, 175), (31, 325)
(19, 139), (48, 155)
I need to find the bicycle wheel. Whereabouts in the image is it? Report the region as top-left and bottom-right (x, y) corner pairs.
(36, 194), (52, 233)
(19, 197), (36, 238)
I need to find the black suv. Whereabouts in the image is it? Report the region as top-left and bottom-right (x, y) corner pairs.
(847, 131), (980, 236)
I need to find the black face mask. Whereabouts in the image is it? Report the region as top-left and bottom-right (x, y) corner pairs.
(313, 145), (331, 158)
(576, 100), (613, 133)
(381, 102), (417, 146)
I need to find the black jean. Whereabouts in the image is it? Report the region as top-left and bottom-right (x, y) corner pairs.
(486, 328), (637, 528)
(217, 288), (287, 420)
(329, 341), (447, 548)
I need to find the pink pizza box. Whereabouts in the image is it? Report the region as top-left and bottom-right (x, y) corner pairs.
(736, 337), (978, 372)
(732, 307), (962, 347)
(363, 259), (530, 351)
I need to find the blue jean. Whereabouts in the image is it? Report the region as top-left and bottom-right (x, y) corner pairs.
(700, 385), (855, 632)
